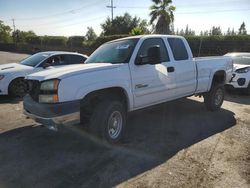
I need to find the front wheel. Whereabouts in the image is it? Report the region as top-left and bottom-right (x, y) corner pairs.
(89, 100), (126, 144)
(8, 78), (27, 97)
(204, 84), (225, 111)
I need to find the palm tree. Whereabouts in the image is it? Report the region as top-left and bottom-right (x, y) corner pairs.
(149, 0), (176, 34)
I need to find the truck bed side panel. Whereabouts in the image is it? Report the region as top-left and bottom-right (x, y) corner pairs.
(195, 57), (233, 93)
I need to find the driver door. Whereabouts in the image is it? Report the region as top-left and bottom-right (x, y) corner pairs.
(130, 38), (176, 109)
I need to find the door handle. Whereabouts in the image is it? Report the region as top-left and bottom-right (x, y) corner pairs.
(135, 84), (148, 89)
(167, 66), (175, 72)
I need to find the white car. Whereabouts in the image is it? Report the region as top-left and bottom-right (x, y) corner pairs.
(225, 52), (250, 94)
(24, 35), (232, 143)
(0, 51), (88, 97)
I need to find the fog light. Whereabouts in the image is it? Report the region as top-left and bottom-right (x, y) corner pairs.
(237, 78), (246, 86)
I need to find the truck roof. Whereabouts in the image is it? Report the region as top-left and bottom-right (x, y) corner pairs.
(111, 34), (185, 43)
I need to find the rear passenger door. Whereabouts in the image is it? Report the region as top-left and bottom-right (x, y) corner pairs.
(167, 38), (196, 97)
(68, 55), (87, 64)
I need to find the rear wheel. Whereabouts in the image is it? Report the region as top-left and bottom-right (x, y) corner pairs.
(245, 83), (250, 95)
(8, 78), (26, 97)
(89, 100), (126, 144)
(204, 84), (225, 111)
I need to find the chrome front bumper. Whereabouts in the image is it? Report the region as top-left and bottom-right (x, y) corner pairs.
(24, 110), (80, 131)
(23, 95), (80, 131)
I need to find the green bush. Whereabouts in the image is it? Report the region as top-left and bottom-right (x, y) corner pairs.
(26, 36), (42, 45)
(42, 36), (67, 47)
(186, 35), (250, 56)
(67, 36), (85, 48)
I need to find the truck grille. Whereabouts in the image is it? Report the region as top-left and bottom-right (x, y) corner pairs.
(26, 80), (40, 102)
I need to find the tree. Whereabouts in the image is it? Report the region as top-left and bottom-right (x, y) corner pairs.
(12, 30), (36, 43)
(238, 22), (247, 35)
(184, 25), (195, 36)
(85, 27), (97, 41)
(179, 29), (185, 36)
(231, 28), (236, 35)
(227, 27), (231, 35)
(101, 13), (148, 35)
(130, 27), (144, 36)
(0, 20), (12, 43)
(210, 26), (222, 36)
(149, 0), (176, 34)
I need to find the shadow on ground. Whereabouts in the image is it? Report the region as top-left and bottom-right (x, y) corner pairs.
(225, 91), (250, 105)
(0, 98), (236, 188)
(0, 95), (22, 104)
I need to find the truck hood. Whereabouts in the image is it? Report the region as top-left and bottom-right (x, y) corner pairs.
(233, 64), (250, 71)
(0, 63), (33, 74)
(26, 63), (121, 81)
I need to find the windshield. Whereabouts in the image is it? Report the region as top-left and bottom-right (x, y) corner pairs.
(20, 53), (51, 67)
(85, 39), (139, 64)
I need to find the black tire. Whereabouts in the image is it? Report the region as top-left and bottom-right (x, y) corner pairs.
(89, 100), (126, 144)
(8, 78), (27, 97)
(245, 83), (250, 95)
(204, 84), (225, 111)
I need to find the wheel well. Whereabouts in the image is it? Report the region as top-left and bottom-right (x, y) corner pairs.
(80, 87), (129, 125)
(8, 77), (25, 92)
(212, 71), (226, 85)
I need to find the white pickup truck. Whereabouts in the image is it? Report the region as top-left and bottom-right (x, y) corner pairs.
(24, 35), (233, 143)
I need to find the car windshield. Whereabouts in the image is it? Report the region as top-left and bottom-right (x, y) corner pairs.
(85, 39), (139, 64)
(20, 53), (51, 67)
(231, 55), (250, 65)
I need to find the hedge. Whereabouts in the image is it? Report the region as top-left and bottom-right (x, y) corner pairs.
(0, 35), (250, 56)
(186, 35), (250, 57)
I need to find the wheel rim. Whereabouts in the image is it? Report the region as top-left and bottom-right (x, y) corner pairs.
(214, 88), (223, 106)
(107, 111), (123, 139)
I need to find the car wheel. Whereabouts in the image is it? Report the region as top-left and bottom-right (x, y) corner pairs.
(9, 78), (27, 97)
(204, 84), (225, 111)
(245, 83), (250, 95)
(89, 100), (126, 144)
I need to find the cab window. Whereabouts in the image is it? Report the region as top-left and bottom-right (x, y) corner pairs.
(167, 38), (189, 61)
(136, 38), (170, 64)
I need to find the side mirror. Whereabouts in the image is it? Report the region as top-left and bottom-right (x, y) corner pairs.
(147, 45), (161, 65)
(135, 45), (161, 65)
(42, 62), (50, 69)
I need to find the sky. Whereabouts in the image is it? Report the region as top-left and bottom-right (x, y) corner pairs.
(0, 0), (249, 36)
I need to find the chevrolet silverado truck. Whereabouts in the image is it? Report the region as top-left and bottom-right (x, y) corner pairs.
(23, 35), (233, 143)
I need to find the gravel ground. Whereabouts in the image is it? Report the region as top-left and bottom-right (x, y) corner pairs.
(0, 51), (249, 188)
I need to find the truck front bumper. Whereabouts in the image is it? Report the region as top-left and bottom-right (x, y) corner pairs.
(23, 95), (80, 131)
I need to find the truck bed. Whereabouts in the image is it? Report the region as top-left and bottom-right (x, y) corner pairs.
(194, 56), (233, 94)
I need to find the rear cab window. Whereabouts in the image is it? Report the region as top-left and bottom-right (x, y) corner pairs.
(167, 38), (189, 61)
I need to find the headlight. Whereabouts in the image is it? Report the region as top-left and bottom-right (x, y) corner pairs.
(0, 75), (4, 80)
(235, 67), (250, 73)
(39, 79), (60, 103)
(40, 79), (59, 90)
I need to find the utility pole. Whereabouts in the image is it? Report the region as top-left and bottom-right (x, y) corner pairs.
(11, 18), (17, 46)
(106, 0), (116, 22)
(11, 18), (16, 32)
